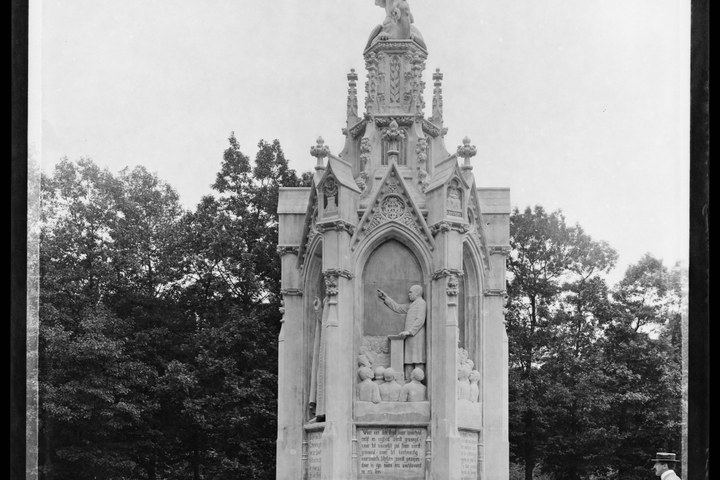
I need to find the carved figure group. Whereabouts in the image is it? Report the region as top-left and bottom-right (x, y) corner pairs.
(457, 348), (481, 403)
(377, 285), (426, 381)
(356, 361), (426, 403)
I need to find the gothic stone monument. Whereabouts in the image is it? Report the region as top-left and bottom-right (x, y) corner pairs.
(277, 2), (510, 478)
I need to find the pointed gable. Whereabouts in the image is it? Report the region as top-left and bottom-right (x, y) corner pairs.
(425, 155), (470, 194)
(351, 163), (435, 251)
(424, 155), (471, 225)
(318, 154), (361, 193)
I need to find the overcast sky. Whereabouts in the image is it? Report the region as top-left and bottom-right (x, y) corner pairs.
(34, 0), (690, 284)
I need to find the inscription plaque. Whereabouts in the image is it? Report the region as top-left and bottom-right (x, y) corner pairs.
(459, 430), (479, 480)
(357, 427), (426, 479)
(306, 431), (322, 480)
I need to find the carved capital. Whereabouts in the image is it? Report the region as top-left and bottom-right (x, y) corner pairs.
(276, 245), (300, 257)
(280, 288), (303, 296)
(483, 288), (507, 297)
(324, 268), (354, 280)
(322, 269), (354, 296)
(316, 220), (356, 236)
(429, 221), (470, 236)
(488, 245), (512, 256)
(432, 268), (464, 281)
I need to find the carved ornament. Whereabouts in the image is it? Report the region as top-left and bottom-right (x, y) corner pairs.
(280, 288), (304, 296)
(483, 288), (507, 297)
(421, 119), (442, 138)
(457, 136), (477, 171)
(431, 268), (464, 281)
(365, 40), (428, 56)
(352, 166), (434, 250)
(311, 137), (330, 171)
(488, 245), (512, 256)
(316, 220), (356, 236)
(429, 220), (470, 236)
(374, 115), (419, 128)
(323, 269), (354, 296)
(446, 274), (459, 296)
(349, 119), (367, 138)
(276, 245), (300, 257)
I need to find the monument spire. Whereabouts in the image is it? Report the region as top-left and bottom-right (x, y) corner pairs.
(277, 3), (511, 479)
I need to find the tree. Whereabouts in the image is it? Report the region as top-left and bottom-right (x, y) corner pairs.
(39, 158), (188, 479)
(172, 135), (308, 479)
(506, 206), (617, 480)
(591, 255), (684, 478)
(506, 206), (684, 480)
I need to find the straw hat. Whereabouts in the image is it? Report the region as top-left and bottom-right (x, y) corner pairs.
(651, 452), (679, 463)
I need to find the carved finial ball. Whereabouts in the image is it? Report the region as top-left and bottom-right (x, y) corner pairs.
(316, 136), (325, 146)
(463, 136), (471, 145)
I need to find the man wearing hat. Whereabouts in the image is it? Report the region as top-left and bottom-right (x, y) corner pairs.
(651, 452), (681, 479)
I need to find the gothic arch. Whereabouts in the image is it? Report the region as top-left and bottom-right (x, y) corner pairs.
(461, 239), (484, 382)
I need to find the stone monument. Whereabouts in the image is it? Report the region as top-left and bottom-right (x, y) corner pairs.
(277, 2), (510, 478)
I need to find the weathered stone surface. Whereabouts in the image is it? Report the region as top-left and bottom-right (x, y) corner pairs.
(277, 3), (509, 478)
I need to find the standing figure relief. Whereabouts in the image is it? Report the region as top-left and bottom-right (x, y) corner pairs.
(377, 284), (426, 382)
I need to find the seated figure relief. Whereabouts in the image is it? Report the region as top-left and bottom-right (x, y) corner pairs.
(469, 370), (480, 403)
(457, 364), (472, 401)
(357, 366), (381, 403)
(373, 366), (386, 386)
(400, 367), (427, 402)
(378, 367), (403, 402)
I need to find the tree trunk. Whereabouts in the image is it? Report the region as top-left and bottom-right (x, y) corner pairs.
(524, 411), (535, 480)
(193, 448), (200, 480)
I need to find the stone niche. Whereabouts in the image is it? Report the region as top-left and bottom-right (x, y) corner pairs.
(360, 239), (423, 369)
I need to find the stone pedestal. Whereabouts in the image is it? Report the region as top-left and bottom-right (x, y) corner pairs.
(387, 335), (405, 378)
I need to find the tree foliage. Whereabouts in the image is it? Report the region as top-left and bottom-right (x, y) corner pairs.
(39, 149), (683, 480)
(507, 207), (684, 480)
(39, 137), (309, 480)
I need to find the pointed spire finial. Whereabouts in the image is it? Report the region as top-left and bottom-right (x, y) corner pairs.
(457, 136), (477, 171)
(311, 136), (330, 171)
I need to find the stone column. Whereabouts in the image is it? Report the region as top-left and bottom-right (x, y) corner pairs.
(319, 226), (355, 480)
(481, 248), (509, 480)
(429, 226), (464, 479)
(276, 188), (311, 479)
(477, 187), (511, 480)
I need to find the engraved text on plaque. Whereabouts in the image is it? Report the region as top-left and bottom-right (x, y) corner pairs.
(357, 427), (426, 479)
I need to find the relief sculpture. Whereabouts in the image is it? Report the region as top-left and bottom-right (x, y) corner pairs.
(377, 285), (427, 381)
(308, 296), (328, 422)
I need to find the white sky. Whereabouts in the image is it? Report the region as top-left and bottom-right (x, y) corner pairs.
(35, 0), (690, 285)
